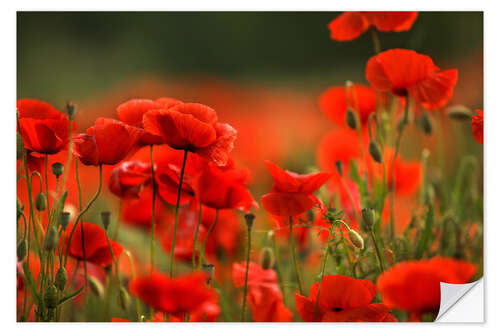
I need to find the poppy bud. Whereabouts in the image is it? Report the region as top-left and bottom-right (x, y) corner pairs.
(348, 229), (364, 249)
(368, 141), (383, 163)
(101, 211), (111, 230)
(55, 267), (68, 291)
(17, 198), (24, 222)
(244, 213), (255, 229)
(202, 263), (215, 284)
(66, 101), (76, 119)
(260, 247), (275, 270)
(51, 162), (64, 178)
(384, 248), (394, 266)
(60, 211), (71, 230)
(17, 239), (27, 261)
(44, 284), (58, 309)
(361, 208), (376, 230)
(345, 108), (358, 130)
(36, 193), (47, 211)
(118, 286), (130, 311)
(334, 160), (343, 176)
(418, 113), (433, 135)
(43, 226), (58, 252)
(17, 133), (24, 160)
(447, 105), (473, 120)
(89, 276), (104, 297)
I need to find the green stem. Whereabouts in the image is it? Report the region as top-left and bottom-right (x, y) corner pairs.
(192, 203), (202, 270)
(59, 118), (73, 197)
(289, 216), (304, 295)
(45, 154), (51, 223)
(169, 149), (189, 277)
(199, 209), (219, 269)
(370, 27), (381, 54)
(124, 250), (141, 321)
(149, 145), (157, 273)
(314, 223), (335, 321)
(272, 233), (286, 299)
(240, 224), (252, 321)
(370, 229), (385, 272)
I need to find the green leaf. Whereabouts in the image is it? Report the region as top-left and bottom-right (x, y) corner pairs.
(416, 205), (434, 259)
(58, 286), (84, 305)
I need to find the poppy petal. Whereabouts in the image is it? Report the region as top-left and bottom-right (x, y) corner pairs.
(408, 69), (458, 110)
(328, 12), (369, 41)
(261, 192), (318, 217)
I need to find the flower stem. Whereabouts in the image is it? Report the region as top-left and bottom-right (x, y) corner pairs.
(370, 229), (385, 272)
(59, 118), (73, 197)
(314, 223), (335, 321)
(149, 145), (157, 273)
(199, 209), (219, 269)
(169, 149), (189, 277)
(45, 154), (51, 223)
(192, 203), (202, 270)
(370, 27), (381, 54)
(240, 223), (252, 321)
(289, 216), (304, 295)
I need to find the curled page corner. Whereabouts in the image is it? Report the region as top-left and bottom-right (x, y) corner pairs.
(435, 278), (484, 322)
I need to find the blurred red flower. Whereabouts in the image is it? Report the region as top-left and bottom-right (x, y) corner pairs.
(109, 160), (152, 199)
(66, 222), (123, 267)
(377, 257), (476, 320)
(73, 118), (141, 166)
(143, 103), (237, 166)
(329, 12), (418, 41)
(233, 262), (292, 322)
(121, 187), (166, 230)
(295, 275), (397, 322)
(383, 148), (422, 196)
(17, 99), (72, 155)
(366, 49), (458, 110)
(472, 109), (483, 144)
(261, 161), (331, 217)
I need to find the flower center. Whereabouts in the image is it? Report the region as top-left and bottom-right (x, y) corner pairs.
(332, 307), (343, 312)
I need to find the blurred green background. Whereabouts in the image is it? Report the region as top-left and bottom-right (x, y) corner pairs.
(17, 11), (483, 102)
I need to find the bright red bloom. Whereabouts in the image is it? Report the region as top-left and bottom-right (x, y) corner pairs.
(329, 12), (418, 41)
(155, 162), (198, 206)
(73, 118), (141, 166)
(472, 109), (483, 144)
(17, 99), (71, 154)
(117, 98), (182, 145)
(261, 161), (331, 217)
(319, 84), (378, 127)
(129, 272), (218, 318)
(109, 160), (152, 199)
(366, 49), (458, 109)
(377, 257), (476, 319)
(143, 103), (237, 166)
(66, 222), (123, 267)
(233, 262), (292, 322)
(295, 275), (397, 322)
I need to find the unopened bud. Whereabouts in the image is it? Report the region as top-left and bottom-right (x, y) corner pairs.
(447, 105), (473, 120)
(101, 211), (111, 230)
(17, 133), (24, 160)
(43, 226), (58, 252)
(345, 108), (358, 130)
(17, 198), (24, 221)
(118, 286), (130, 311)
(51, 162), (64, 178)
(335, 160), (343, 176)
(60, 211), (71, 230)
(44, 284), (58, 309)
(55, 267), (68, 291)
(260, 247), (275, 270)
(368, 141), (383, 163)
(66, 101), (76, 119)
(418, 113), (433, 135)
(89, 276), (104, 297)
(361, 208), (376, 230)
(244, 213), (255, 229)
(36, 193), (47, 211)
(17, 239), (27, 261)
(348, 229), (364, 249)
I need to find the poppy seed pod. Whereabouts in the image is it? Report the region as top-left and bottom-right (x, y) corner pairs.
(447, 105), (473, 120)
(44, 284), (58, 309)
(361, 208), (376, 230)
(16, 133), (24, 160)
(55, 267), (68, 291)
(89, 276), (104, 298)
(51, 162), (64, 178)
(60, 211), (71, 230)
(260, 247), (275, 270)
(43, 226), (58, 252)
(368, 141), (383, 163)
(348, 229), (364, 249)
(66, 101), (76, 119)
(35, 193), (47, 211)
(244, 213), (255, 229)
(345, 108), (358, 130)
(17, 239), (27, 261)
(118, 286), (130, 311)
(101, 211), (111, 230)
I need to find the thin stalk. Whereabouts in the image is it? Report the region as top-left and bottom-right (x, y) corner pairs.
(169, 149), (189, 277)
(337, 224), (355, 277)
(124, 250), (141, 321)
(59, 118), (73, 197)
(314, 223), (335, 321)
(199, 209), (219, 269)
(112, 199), (123, 241)
(149, 145), (157, 273)
(370, 28), (381, 54)
(370, 229), (385, 272)
(240, 224), (252, 321)
(45, 154), (51, 223)
(272, 233), (286, 298)
(288, 216), (304, 295)
(192, 203), (202, 270)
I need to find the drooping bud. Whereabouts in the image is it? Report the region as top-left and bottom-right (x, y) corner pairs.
(55, 267), (68, 291)
(345, 108), (358, 130)
(51, 162), (64, 178)
(66, 101), (76, 119)
(118, 286), (130, 311)
(16, 133), (24, 160)
(17, 239), (27, 261)
(361, 208), (376, 230)
(418, 112), (433, 135)
(89, 276), (104, 297)
(36, 193), (47, 211)
(60, 211), (71, 230)
(244, 213), (255, 229)
(368, 141), (383, 163)
(43, 226), (58, 252)
(101, 211), (111, 230)
(447, 105), (473, 120)
(260, 247), (275, 270)
(17, 198), (24, 222)
(348, 229), (364, 249)
(44, 284), (58, 309)
(334, 160), (343, 176)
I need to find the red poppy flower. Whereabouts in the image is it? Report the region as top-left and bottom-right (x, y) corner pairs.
(129, 272), (218, 318)
(329, 12), (418, 41)
(121, 187), (166, 230)
(383, 148), (422, 196)
(233, 262), (292, 322)
(366, 49), (458, 110)
(117, 98), (182, 145)
(319, 84), (378, 127)
(109, 160), (152, 199)
(261, 161), (331, 217)
(17, 98), (71, 154)
(194, 160), (257, 212)
(317, 128), (361, 175)
(66, 222), (123, 267)
(271, 213), (311, 250)
(377, 257), (476, 320)
(472, 109), (483, 144)
(73, 117), (142, 166)
(295, 275), (397, 322)
(155, 162), (197, 206)
(143, 103), (237, 166)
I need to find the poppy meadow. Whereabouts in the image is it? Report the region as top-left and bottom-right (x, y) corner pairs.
(16, 11), (483, 322)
